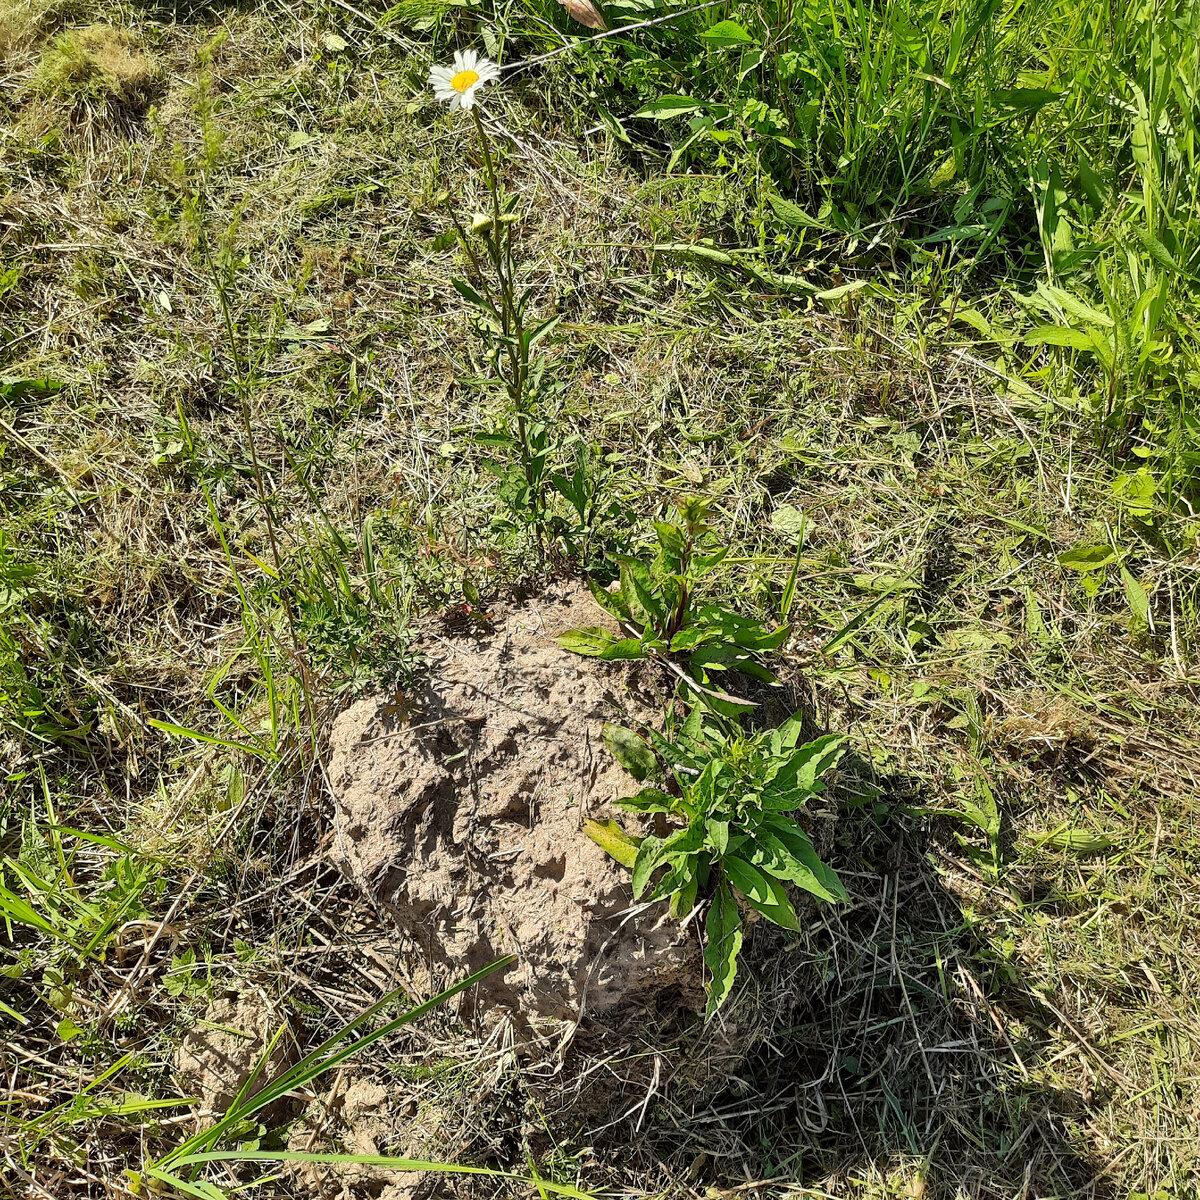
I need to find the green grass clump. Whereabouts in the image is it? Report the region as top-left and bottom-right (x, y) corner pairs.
(33, 23), (159, 113)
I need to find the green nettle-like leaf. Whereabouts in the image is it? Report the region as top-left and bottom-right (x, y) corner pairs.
(615, 787), (677, 814)
(602, 722), (657, 780)
(583, 818), (640, 868)
(704, 880), (744, 1018)
(700, 19), (755, 47)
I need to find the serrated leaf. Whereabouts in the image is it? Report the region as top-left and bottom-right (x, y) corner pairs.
(602, 723), (657, 780)
(587, 575), (630, 621)
(618, 557), (661, 627)
(598, 638), (648, 661)
(704, 880), (743, 1017)
(583, 818), (640, 868)
(669, 865), (699, 919)
(700, 18), (755, 47)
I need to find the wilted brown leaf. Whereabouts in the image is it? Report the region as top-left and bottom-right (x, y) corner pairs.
(558, 0), (606, 29)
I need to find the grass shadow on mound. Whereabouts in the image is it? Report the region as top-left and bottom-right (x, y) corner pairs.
(643, 768), (1110, 1200)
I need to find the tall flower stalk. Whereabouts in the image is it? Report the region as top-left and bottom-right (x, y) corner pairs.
(429, 52), (559, 563)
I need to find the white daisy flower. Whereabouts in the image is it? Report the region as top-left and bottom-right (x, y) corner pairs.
(428, 49), (500, 111)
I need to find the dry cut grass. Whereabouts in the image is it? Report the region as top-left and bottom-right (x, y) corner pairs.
(0, 0), (1198, 1197)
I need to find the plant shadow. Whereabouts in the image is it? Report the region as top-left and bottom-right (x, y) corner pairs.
(639, 752), (1111, 1199)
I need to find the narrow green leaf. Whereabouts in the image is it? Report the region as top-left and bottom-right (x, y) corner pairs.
(598, 638), (649, 661)
(1035, 827), (1115, 855)
(766, 732), (846, 796)
(1057, 543), (1116, 571)
(631, 835), (665, 899)
(740, 872), (801, 932)
(706, 818), (729, 855)
(1121, 568), (1151, 624)
(555, 627), (619, 656)
(704, 880), (743, 1017)
(1026, 325), (1094, 351)
(761, 817), (849, 903)
(148, 718), (271, 758)
(614, 788), (676, 815)
(162, 1152), (593, 1199)
(766, 194), (825, 230)
(160, 958), (515, 1169)
(723, 854), (773, 905)
(586, 575), (630, 621)
(634, 95), (707, 120)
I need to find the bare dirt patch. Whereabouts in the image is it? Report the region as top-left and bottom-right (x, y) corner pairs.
(174, 991), (296, 1127)
(328, 584), (703, 1044)
(326, 585), (824, 1152)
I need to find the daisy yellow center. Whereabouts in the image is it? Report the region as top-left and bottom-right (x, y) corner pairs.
(451, 69), (480, 92)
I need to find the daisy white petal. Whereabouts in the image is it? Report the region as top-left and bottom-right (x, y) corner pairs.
(428, 50), (501, 108)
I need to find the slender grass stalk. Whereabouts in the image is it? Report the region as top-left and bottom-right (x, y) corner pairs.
(145, 957), (593, 1200)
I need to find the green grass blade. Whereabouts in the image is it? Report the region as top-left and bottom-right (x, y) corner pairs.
(166, 1151), (596, 1199)
(160, 955), (516, 1167)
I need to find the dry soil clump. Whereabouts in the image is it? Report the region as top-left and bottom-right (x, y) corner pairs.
(174, 991), (296, 1127)
(329, 585), (703, 1045)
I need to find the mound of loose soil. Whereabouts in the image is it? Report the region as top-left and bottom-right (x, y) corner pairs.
(328, 585), (703, 1044)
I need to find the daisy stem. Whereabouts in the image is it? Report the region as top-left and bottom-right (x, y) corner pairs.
(471, 106), (543, 561)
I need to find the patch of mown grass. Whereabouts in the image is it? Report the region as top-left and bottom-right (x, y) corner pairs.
(0, 0), (1198, 1195)
(33, 23), (158, 107)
